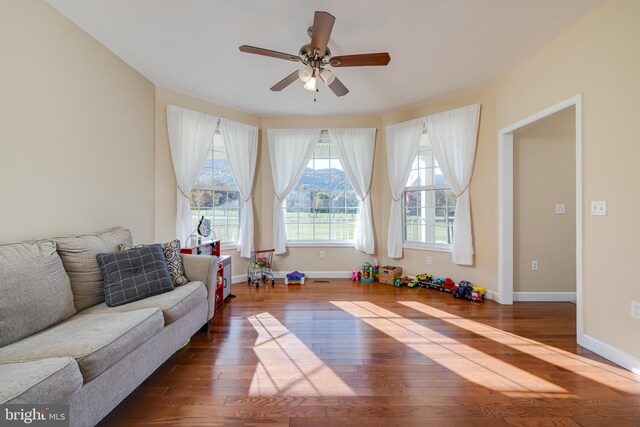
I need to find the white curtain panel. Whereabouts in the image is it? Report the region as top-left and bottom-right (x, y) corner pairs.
(329, 128), (377, 254)
(267, 128), (322, 254)
(220, 119), (258, 258)
(424, 104), (481, 265)
(167, 105), (220, 246)
(385, 118), (424, 258)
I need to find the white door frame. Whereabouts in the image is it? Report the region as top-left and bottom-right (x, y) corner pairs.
(497, 94), (583, 344)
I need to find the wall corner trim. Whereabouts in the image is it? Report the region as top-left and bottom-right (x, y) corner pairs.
(582, 335), (640, 376)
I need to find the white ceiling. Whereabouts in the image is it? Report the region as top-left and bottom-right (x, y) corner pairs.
(47, 0), (602, 116)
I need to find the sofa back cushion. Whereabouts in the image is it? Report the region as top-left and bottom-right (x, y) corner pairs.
(0, 241), (76, 347)
(54, 227), (133, 311)
(97, 244), (174, 307)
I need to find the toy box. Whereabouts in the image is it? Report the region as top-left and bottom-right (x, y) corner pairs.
(285, 271), (305, 286)
(379, 265), (403, 285)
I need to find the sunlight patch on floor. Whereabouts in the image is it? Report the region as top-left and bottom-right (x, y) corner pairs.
(248, 312), (355, 396)
(331, 301), (571, 398)
(399, 301), (640, 395)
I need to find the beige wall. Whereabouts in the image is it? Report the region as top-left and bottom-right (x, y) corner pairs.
(379, 86), (498, 289)
(14, 0), (636, 361)
(154, 87), (261, 276)
(513, 107), (576, 293)
(494, 0), (640, 356)
(0, 0), (155, 242)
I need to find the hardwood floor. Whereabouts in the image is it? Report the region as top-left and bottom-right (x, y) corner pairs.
(99, 279), (640, 426)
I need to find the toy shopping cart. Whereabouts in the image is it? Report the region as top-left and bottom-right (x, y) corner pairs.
(247, 249), (275, 288)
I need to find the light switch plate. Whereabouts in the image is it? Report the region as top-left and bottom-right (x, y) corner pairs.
(555, 204), (566, 214)
(426, 256), (432, 265)
(591, 201), (607, 216)
(632, 301), (640, 319)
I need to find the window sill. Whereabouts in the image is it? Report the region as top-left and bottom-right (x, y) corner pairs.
(220, 243), (238, 251)
(403, 242), (452, 253)
(286, 241), (355, 248)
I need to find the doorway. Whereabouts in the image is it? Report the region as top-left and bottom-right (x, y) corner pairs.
(498, 95), (583, 344)
(513, 107), (576, 301)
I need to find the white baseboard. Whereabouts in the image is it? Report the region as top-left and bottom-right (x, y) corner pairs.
(232, 271), (351, 284)
(582, 334), (640, 376)
(485, 289), (499, 301)
(513, 292), (576, 302)
(232, 274), (248, 284)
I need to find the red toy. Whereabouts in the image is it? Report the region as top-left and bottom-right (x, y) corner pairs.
(443, 278), (458, 293)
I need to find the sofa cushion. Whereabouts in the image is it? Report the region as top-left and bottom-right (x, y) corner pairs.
(54, 227), (133, 311)
(98, 244), (174, 307)
(0, 241), (76, 347)
(0, 309), (163, 382)
(120, 239), (189, 287)
(82, 281), (206, 325)
(0, 357), (83, 404)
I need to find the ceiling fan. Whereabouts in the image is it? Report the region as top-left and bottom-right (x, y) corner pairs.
(239, 11), (390, 98)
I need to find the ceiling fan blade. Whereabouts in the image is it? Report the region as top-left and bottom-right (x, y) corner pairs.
(327, 75), (349, 97)
(270, 71), (300, 91)
(330, 53), (391, 67)
(239, 45), (300, 62)
(310, 11), (335, 57)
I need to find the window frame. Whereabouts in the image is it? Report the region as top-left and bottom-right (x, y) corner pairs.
(190, 132), (241, 247)
(283, 135), (359, 247)
(402, 131), (454, 253)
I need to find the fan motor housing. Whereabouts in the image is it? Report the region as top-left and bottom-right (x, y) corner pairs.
(299, 43), (331, 66)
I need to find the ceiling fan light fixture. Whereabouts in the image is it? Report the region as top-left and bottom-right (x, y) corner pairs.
(303, 69), (318, 91)
(298, 66), (313, 83)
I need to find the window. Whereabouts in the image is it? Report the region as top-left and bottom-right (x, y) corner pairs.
(284, 137), (359, 243)
(403, 133), (456, 249)
(190, 133), (240, 244)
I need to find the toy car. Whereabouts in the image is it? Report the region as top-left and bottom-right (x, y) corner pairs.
(453, 282), (473, 299)
(416, 273), (433, 288)
(430, 277), (445, 291)
(407, 280), (418, 288)
(394, 278), (404, 287)
(443, 278), (458, 293)
(470, 286), (485, 302)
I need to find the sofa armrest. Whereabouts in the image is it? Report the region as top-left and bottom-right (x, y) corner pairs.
(181, 254), (218, 321)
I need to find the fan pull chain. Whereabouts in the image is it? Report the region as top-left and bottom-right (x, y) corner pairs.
(314, 88), (318, 102)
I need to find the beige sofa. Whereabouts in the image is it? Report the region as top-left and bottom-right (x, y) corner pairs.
(0, 227), (218, 427)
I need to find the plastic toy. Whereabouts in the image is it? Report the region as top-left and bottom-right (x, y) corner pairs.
(470, 286), (485, 302)
(416, 273), (433, 288)
(453, 281), (473, 299)
(352, 270), (361, 281)
(373, 260), (380, 281)
(443, 278), (458, 293)
(360, 262), (375, 283)
(430, 277), (445, 291)
(248, 249), (275, 287)
(394, 278), (403, 287)
(407, 280), (418, 288)
(285, 271), (305, 286)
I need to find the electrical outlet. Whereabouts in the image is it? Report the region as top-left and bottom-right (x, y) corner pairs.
(555, 204), (566, 214)
(426, 256), (432, 265)
(591, 201), (607, 216)
(632, 301), (640, 319)
(531, 260), (538, 271)
(319, 251), (325, 259)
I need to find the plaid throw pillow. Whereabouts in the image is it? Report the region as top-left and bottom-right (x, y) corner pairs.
(119, 239), (188, 286)
(97, 244), (174, 307)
